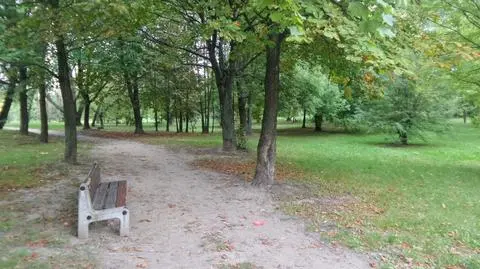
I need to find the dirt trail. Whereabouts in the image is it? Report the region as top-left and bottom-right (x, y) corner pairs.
(88, 139), (369, 269)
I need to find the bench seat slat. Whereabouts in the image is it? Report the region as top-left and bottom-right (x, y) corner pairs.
(104, 182), (118, 209)
(92, 183), (108, 210)
(116, 181), (127, 207)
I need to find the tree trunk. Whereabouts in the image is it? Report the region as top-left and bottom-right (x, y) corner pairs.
(19, 66), (29, 135)
(166, 109), (170, 132)
(185, 113), (189, 133)
(125, 74), (144, 134)
(92, 106), (99, 127)
(0, 78), (16, 129)
(179, 112), (183, 132)
(314, 113), (323, 131)
(207, 37), (236, 151)
(154, 109), (159, 132)
(39, 69), (48, 143)
(83, 97), (91, 129)
(252, 32), (284, 186)
(400, 133), (408, 145)
(463, 109), (467, 124)
(76, 102), (84, 126)
(302, 108), (307, 128)
(237, 81), (248, 150)
(246, 93), (253, 135)
(55, 36), (77, 164)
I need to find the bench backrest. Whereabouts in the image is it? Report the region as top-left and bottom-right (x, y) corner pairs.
(86, 162), (101, 198)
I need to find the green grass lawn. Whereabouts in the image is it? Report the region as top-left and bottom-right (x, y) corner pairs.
(139, 120), (480, 268)
(0, 130), (66, 190)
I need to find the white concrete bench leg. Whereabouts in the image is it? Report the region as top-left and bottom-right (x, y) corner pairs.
(119, 208), (129, 236)
(78, 183), (92, 239)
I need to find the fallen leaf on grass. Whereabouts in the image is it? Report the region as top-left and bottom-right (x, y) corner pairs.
(26, 239), (48, 248)
(23, 252), (39, 261)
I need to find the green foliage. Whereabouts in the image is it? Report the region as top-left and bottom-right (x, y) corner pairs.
(284, 62), (348, 124)
(362, 77), (454, 144)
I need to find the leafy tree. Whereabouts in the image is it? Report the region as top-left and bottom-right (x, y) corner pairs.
(362, 77), (453, 144)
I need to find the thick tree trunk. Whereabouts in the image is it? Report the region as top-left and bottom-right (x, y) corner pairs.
(0, 79), (16, 129)
(19, 66), (29, 135)
(252, 33), (284, 186)
(55, 37), (77, 164)
(83, 98), (91, 129)
(207, 36), (236, 151)
(217, 78), (235, 150)
(185, 113), (189, 133)
(125, 74), (144, 134)
(39, 70), (48, 143)
(302, 108), (307, 128)
(314, 113), (323, 131)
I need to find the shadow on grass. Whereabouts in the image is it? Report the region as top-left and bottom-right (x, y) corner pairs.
(277, 127), (363, 137)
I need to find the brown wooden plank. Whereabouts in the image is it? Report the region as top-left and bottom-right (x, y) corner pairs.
(104, 182), (118, 209)
(116, 180), (127, 207)
(92, 183), (108, 210)
(88, 163), (101, 198)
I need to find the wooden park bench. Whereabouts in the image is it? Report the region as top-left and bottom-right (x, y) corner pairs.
(77, 162), (129, 239)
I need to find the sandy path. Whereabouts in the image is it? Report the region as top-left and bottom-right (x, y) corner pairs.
(88, 140), (369, 269)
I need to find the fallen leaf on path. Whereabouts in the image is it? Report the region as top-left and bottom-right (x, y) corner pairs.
(139, 219), (152, 223)
(168, 203), (176, 208)
(253, 220), (265, 226)
(136, 261), (148, 268)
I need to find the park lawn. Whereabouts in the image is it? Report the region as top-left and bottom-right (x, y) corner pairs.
(139, 121), (480, 268)
(0, 130), (65, 190)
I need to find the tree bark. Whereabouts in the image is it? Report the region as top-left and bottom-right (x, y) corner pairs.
(252, 32), (284, 186)
(314, 113), (323, 131)
(207, 36), (236, 151)
(76, 102), (84, 126)
(39, 68), (48, 143)
(55, 36), (77, 164)
(237, 81), (248, 149)
(302, 108), (307, 128)
(463, 109), (467, 124)
(125, 73), (144, 134)
(0, 78), (16, 129)
(154, 109), (159, 132)
(92, 106), (99, 127)
(83, 97), (91, 129)
(19, 66), (29, 135)
(246, 93), (253, 135)
(166, 109), (170, 132)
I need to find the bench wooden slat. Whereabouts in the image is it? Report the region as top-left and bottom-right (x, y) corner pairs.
(104, 182), (118, 209)
(116, 181), (127, 207)
(92, 183), (108, 210)
(88, 163), (101, 198)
